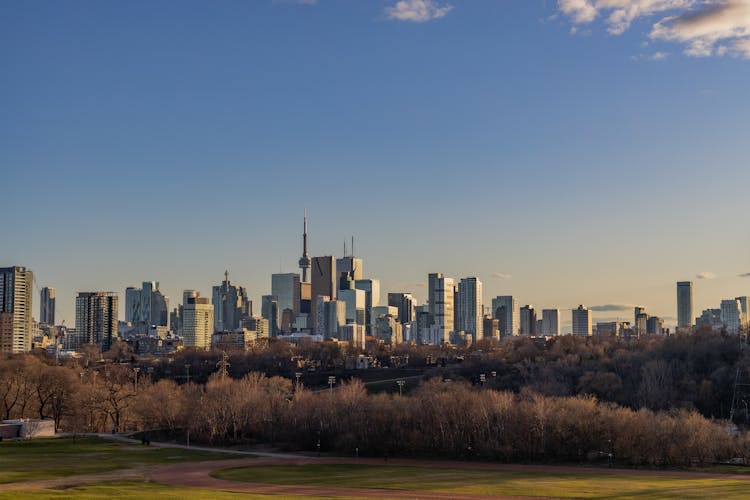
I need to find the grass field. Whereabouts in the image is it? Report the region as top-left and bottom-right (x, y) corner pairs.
(0, 437), (234, 484)
(0, 481), (364, 500)
(213, 463), (750, 499)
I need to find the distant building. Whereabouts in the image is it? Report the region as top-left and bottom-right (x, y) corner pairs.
(572, 305), (592, 336)
(428, 273), (454, 344)
(677, 281), (693, 329)
(635, 312), (648, 337)
(482, 315), (500, 340)
(261, 295), (280, 337)
(735, 296), (750, 330)
(721, 299), (743, 334)
(180, 292), (213, 349)
(336, 254), (363, 293)
(355, 279), (380, 335)
(541, 309), (561, 336)
(75, 291), (118, 351)
(388, 293), (416, 325)
(373, 313), (402, 344)
(492, 296), (519, 337)
(40, 287), (55, 325)
(311, 256), (336, 328)
(272, 273), (301, 316)
(647, 316), (664, 335)
(520, 305), (536, 336)
(212, 271), (249, 333)
(125, 281), (169, 327)
(696, 308), (722, 330)
(0, 266), (34, 353)
(338, 288), (366, 326)
(457, 277), (483, 342)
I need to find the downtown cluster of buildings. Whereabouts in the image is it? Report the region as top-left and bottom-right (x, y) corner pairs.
(2, 220), (749, 355)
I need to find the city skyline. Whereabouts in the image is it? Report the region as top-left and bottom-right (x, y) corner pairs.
(3, 1), (749, 330)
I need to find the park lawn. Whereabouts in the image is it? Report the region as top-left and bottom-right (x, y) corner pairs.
(213, 464), (750, 499)
(0, 437), (235, 484)
(0, 481), (372, 500)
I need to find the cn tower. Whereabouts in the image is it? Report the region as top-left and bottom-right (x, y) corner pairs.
(298, 209), (311, 282)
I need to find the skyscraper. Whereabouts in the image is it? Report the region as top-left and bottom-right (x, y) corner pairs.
(572, 304), (592, 336)
(272, 273), (301, 316)
(457, 277), (483, 341)
(388, 293), (416, 325)
(298, 210), (311, 283)
(541, 309), (561, 336)
(339, 288), (366, 326)
(336, 245), (363, 294)
(261, 295), (280, 337)
(311, 256), (335, 328)
(492, 296), (519, 337)
(212, 271), (249, 332)
(180, 292), (214, 349)
(520, 305), (537, 336)
(75, 291), (118, 351)
(677, 281), (693, 329)
(735, 296), (749, 330)
(39, 286), (55, 326)
(125, 281), (169, 327)
(0, 266), (34, 353)
(355, 278), (380, 335)
(721, 299), (742, 334)
(428, 273), (454, 344)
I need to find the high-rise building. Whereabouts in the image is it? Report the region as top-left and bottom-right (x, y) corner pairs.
(541, 309), (561, 336)
(572, 305), (592, 336)
(428, 273), (454, 344)
(261, 295), (280, 337)
(314, 295), (346, 339)
(272, 273), (301, 316)
(520, 305), (537, 336)
(388, 293), (416, 325)
(180, 292), (214, 349)
(339, 288), (366, 326)
(482, 315), (500, 340)
(298, 210), (312, 283)
(721, 299), (743, 334)
(492, 296), (519, 337)
(735, 296), (750, 330)
(635, 312), (648, 336)
(311, 256), (336, 328)
(677, 281), (693, 329)
(212, 271), (249, 333)
(696, 308), (722, 330)
(647, 316), (664, 335)
(355, 278), (380, 335)
(0, 266), (34, 353)
(75, 291), (118, 351)
(40, 287), (55, 325)
(125, 281), (169, 327)
(336, 249), (363, 294)
(457, 277), (483, 342)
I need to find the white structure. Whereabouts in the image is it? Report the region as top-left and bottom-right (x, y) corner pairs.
(491, 295), (519, 337)
(180, 292), (214, 349)
(0, 266), (34, 353)
(721, 299), (743, 334)
(428, 273), (454, 344)
(457, 277), (483, 342)
(677, 281), (693, 329)
(572, 305), (592, 336)
(541, 309), (561, 336)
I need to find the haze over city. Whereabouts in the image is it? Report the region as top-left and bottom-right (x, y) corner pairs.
(3, 0), (750, 327)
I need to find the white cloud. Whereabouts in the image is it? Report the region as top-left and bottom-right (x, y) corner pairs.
(696, 271), (716, 279)
(492, 273), (512, 279)
(385, 0), (453, 23)
(558, 0), (750, 59)
(632, 50), (671, 59)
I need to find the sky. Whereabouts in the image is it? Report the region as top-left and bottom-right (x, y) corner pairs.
(2, 0), (749, 330)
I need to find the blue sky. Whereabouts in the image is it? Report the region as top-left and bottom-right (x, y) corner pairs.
(2, 0), (749, 329)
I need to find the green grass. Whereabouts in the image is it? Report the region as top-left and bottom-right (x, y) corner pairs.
(213, 464), (750, 499)
(0, 481), (369, 500)
(0, 437), (235, 484)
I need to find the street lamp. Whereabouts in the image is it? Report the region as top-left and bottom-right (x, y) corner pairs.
(328, 375), (336, 393)
(396, 379), (405, 396)
(295, 372), (302, 390)
(133, 367), (140, 393)
(184, 364), (191, 384)
(479, 373), (486, 386)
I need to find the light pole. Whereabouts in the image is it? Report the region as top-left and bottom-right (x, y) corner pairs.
(295, 372), (302, 390)
(328, 375), (336, 393)
(479, 373), (486, 386)
(133, 367), (140, 393)
(396, 379), (405, 396)
(185, 364), (191, 384)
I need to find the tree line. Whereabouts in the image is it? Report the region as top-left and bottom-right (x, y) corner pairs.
(1, 350), (748, 466)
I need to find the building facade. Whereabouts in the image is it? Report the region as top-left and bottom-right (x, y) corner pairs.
(75, 291), (118, 351)
(677, 281), (693, 329)
(0, 266), (34, 353)
(541, 308), (561, 336)
(180, 292), (214, 349)
(572, 304), (592, 336)
(40, 287), (55, 325)
(492, 295), (519, 337)
(428, 273), (454, 344)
